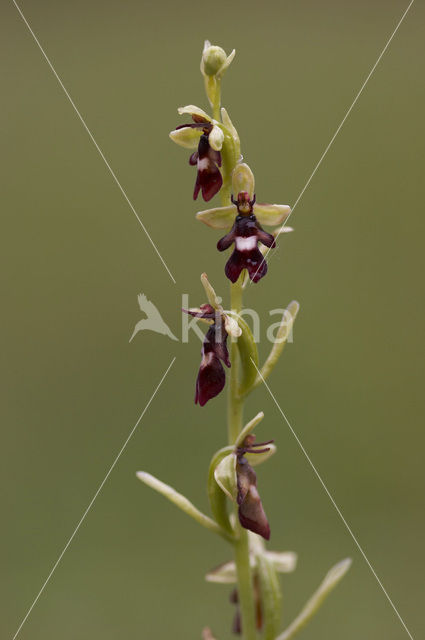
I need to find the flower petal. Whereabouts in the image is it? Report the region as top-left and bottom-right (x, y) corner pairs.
(209, 124), (224, 151)
(178, 104), (211, 121)
(245, 442), (276, 467)
(254, 203), (291, 226)
(223, 314), (242, 339)
(169, 126), (201, 149)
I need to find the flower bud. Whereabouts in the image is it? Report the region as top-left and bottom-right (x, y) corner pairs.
(201, 40), (236, 78)
(202, 44), (228, 76)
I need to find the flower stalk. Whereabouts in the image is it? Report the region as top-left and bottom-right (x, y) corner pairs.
(219, 120), (259, 636)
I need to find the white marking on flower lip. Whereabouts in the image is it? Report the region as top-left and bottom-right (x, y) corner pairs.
(235, 236), (257, 251)
(198, 158), (210, 171)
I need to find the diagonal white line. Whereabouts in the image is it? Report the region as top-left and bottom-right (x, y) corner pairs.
(12, 0), (176, 285)
(251, 359), (414, 640)
(251, 0), (415, 284)
(11, 357), (176, 640)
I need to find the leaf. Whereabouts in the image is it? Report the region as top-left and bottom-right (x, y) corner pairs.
(136, 472), (234, 542)
(276, 558), (352, 640)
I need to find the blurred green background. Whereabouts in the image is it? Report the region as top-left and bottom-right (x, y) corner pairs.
(1, 0), (424, 638)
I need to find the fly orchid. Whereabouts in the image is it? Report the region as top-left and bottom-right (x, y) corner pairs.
(169, 106), (224, 201)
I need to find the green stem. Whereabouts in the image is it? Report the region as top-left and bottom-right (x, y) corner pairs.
(214, 83), (256, 637)
(228, 280), (243, 443)
(228, 278), (257, 640)
(212, 77), (221, 120)
(234, 526), (257, 640)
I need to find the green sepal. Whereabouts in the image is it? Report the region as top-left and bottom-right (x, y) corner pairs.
(232, 162), (254, 198)
(214, 453), (237, 500)
(207, 446), (235, 535)
(220, 128), (240, 200)
(169, 126), (201, 149)
(221, 108), (240, 152)
(254, 203), (291, 227)
(235, 411), (264, 447)
(177, 104), (211, 120)
(196, 205), (236, 230)
(257, 553), (282, 640)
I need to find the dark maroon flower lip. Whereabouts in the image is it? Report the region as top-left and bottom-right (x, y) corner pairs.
(192, 134), (222, 202)
(217, 192), (275, 283)
(235, 435), (271, 540)
(176, 119), (223, 202)
(182, 309), (230, 407)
